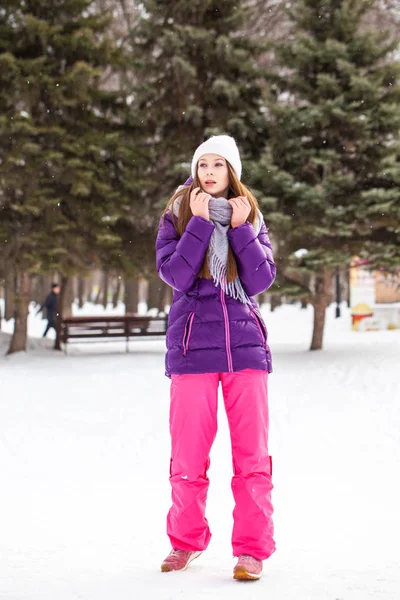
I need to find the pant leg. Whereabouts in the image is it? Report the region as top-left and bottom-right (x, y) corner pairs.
(221, 369), (275, 561)
(168, 372), (219, 551)
(42, 321), (52, 337)
(43, 318), (56, 337)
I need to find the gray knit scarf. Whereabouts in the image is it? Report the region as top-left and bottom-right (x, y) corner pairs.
(172, 196), (264, 304)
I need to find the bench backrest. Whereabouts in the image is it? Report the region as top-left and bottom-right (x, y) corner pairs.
(61, 315), (167, 341)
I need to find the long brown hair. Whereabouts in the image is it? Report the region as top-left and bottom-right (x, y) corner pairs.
(162, 162), (261, 283)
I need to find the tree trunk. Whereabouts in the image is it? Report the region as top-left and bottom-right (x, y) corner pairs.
(54, 275), (68, 351)
(163, 285), (172, 311)
(112, 277), (121, 308)
(94, 288), (101, 304)
(159, 281), (168, 313)
(78, 277), (86, 309)
(346, 267), (351, 308)
(147, 277), (165, 313)
(102, 271), (109, 309)
(255, 292), (268, 307)
(124, 278), (139, 314)
(30, 275), (40, 305)
(310, 269), (332, 351)
(32, 274), (51, 306)
(4, 273), (16, 321)
(270, 294), (282, 312)
(63, 277), (75, 318)
(7, 271), (31, 355)
(85, 274), (94, 303)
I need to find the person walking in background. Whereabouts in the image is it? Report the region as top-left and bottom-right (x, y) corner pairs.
(155, 135), (276, 580)
(37, 283), (60, 337)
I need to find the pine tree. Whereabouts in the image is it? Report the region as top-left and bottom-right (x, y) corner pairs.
(0, 0), (141, 353)
(121, 0), (272, 296)
(130, 0), (268, 201)
(251, 0), (400, 349)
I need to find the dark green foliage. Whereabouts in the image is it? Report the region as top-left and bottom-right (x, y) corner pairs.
(251, 0), (400, 282)
(0, 0), (140, 281)
(130, 0), (268, 205)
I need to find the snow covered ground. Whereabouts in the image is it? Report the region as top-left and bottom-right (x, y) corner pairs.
(1, 303), (399, 599)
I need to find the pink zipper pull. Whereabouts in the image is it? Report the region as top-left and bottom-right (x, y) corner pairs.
(220, 286), (233, 372)
(182, 312), (195, 356)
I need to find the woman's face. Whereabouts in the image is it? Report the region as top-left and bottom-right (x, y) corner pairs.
(197, 153), (229, 198)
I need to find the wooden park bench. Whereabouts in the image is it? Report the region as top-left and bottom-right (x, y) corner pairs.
(61, 314), (168, 353)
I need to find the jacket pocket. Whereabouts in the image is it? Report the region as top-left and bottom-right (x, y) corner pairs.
(250, 308), (269, 351)
(251, 308), (273, 373)
(182, 312), (195, 356)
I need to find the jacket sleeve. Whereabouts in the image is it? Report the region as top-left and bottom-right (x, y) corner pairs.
(156, 212), (215, 292)
(228, 221), (276, 297)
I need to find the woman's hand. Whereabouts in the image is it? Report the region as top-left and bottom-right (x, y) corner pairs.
(190, 187), (211, 221)
(228, 196), (251, 228)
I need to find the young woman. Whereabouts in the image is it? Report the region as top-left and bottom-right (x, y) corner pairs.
(156, 135), (276, 580)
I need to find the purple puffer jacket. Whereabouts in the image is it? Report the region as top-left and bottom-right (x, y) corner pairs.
(156, 212), (276, 377)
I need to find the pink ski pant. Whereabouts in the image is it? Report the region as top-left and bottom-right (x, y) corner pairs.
(167, 369), (275, 561)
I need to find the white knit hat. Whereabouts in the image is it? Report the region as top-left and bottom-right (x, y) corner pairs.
(191, 135), (242, 180)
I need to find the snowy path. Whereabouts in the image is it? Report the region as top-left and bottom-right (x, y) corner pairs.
(1, 305), (399, 599)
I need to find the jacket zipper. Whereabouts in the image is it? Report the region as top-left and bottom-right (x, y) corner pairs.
(220, 287), (233, 372)
(250, 308), (270, 352)
(182, 312), (195, 356)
